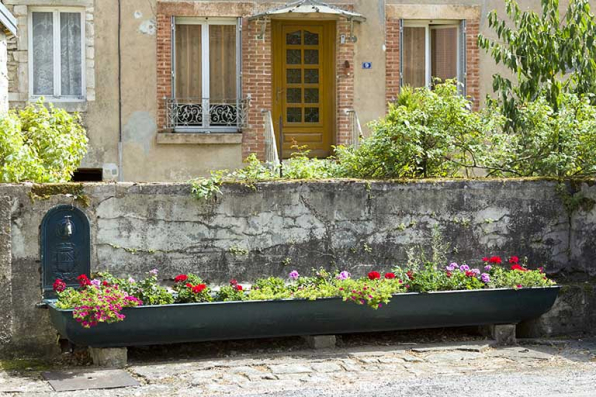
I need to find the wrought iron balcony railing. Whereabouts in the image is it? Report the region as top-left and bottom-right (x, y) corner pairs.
(164, 98), (249, 132)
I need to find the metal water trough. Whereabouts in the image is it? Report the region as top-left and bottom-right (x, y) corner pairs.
(48, 287), (560, 348)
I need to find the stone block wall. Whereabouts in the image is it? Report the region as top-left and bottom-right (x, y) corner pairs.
(0, 31), (7, 114)
(1, 179), (595, 357)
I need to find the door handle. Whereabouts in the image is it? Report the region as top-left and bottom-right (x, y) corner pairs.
(276, 88), (284, 102)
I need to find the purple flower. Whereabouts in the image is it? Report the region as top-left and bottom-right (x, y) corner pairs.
(91, 279), (101, 287)
(128, 277), (136, 284)
(459, 264), (470, 272)
(481, 273), (491, 283)
(149, 269), (158, 276)
(336, 271), (351, 280)
(446, 263), (458, 271)
(472, 269), (481, 275)
(289, 270), (300, 280)
(484, 265), (492, 272)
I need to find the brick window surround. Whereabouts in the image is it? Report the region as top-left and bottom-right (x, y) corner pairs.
(156, 1), (356, 160)
(385, 5), (480, 110)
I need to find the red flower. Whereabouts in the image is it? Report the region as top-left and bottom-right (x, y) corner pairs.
(53, 279), (66, 293)
(482, 257), (489, 262)
(511, 264), (528, 272)
(229, 279), (238, 286)
(509, 256), (520, 265)
(77, 274), (91, 287)
(488, 256), (502, 264)
(384, 272), (396, 279)
(406, 270), (415, 280)
(185, 283), (193, 288)
(192, 284), (207, 293)
(102, 281), (109, 287)
(517, 284), (523, 289)
(465, 271), (476, 278)
(368, 271), (381, 280)
(446, 271), (452, 278)
(174, 274), (188, 283)
(235, 284), (243, 291)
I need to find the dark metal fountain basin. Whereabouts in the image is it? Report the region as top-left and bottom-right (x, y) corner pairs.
(48, 287), (560, 348)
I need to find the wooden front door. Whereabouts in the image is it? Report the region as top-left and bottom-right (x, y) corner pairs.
(272, 20), (336, 158)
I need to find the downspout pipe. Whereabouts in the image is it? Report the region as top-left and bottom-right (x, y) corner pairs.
(117, 0), (123, 181)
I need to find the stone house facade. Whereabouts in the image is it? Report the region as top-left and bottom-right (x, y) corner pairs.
(1, 0), (563, 182)
(0, 1), (16, 114)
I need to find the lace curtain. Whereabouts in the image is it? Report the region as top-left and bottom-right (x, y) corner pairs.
(31, 12), (82, 97)
(32, 12), (54, 95)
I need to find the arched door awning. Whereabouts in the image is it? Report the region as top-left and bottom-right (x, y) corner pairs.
(249, 0), (366, 22)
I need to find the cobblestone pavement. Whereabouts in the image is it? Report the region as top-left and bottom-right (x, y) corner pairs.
(2, 337), (596, 396)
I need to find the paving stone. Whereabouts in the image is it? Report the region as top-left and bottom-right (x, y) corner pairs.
(269, 364), (313, 374)
(228, 366), (267, 376)
(411, 343), (491, 353)
(132, 365), (187, 381)
(424, 351), (483, 363)
(357, 357), (380, 364)
(378, 357), (405, 364)
(221, 373), (250, 385)
(311, 362), (343, 373)
(340, 360), (363, 372)
(188, 370), (221, 386)
(488, 347), (556, 361)
(401, 354), (425, 363)
(275, 373), (311, 381)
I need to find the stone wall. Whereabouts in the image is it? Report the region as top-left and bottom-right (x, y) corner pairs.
(1, 179), (595, 357)
(0, 31), (7, 114)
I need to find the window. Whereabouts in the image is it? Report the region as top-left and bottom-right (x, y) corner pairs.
(29, 9), (85, 100)
(400, 20), (465, 91)
(170, 18), (242, 132)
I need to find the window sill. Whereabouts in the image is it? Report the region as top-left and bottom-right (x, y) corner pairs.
(30, 98), (88, 112)
(156, 132), (243, 145)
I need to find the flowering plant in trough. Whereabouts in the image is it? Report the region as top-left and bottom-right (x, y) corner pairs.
(172, 273), (212, 303)
(54, 255), (556, 328)
(54, 275), (142, 328)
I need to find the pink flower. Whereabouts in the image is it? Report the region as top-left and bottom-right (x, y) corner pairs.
(53, 279), (66, 293)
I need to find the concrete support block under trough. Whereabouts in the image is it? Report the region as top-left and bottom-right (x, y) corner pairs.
(302, 335), (337, 349)
(491, 324), (517, 346)
(89, 347), (128, 368)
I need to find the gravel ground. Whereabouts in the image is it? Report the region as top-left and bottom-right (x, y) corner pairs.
(1, 334), (596, 396)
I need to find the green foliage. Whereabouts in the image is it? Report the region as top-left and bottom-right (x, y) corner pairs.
(478, 94), (596, 177)
(94, 271), (174, 306)
(248, 277), (292, 301)
(0, 99), (88, 182)
(334, 82), (489, 178)
(216, 285), (247, 302)
(282, 146), (340, 179)
(190, 170), (225, 200)
(478, 0), (596, 127)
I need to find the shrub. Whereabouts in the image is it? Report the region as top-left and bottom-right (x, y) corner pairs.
(478, 94), (596, 177)
(0, 99), (88, 182)
(334, 81), (489, 178)
(478, 0), (596, 127)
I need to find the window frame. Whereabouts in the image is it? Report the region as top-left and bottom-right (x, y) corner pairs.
(401, 19), (461, 89)
(28, 7), (86, 102)
(172, 17), (242, 133)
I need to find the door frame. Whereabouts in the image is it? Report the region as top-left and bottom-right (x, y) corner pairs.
(271, 19), (337, 158)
